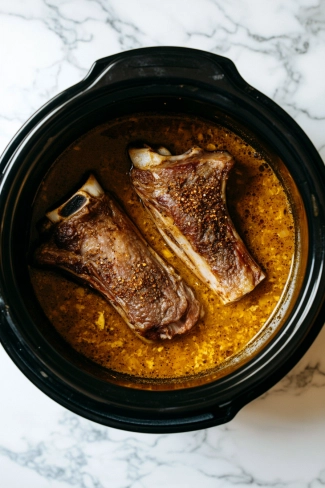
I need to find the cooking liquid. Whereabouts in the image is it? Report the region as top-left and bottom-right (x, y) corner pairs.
(30, 115), (295, 379)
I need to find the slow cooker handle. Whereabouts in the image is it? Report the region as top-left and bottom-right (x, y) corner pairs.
(0, 48), (248, 176)
(83, 47), (249, 94)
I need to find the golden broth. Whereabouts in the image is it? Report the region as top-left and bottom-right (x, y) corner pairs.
(30, 114), (295, 379)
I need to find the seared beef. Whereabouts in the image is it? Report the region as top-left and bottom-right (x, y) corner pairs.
(129, 146), (265, 303)
(35, 175), (201, 340)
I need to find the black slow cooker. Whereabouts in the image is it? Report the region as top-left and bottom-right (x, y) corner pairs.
(0, 47), (325, 433)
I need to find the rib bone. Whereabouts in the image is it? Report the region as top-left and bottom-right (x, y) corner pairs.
(129, 146), (265, 304)
(35, 175), (201, 341)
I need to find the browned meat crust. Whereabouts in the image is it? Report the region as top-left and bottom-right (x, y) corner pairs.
(130, 146), (265, 303)
(35, 182), (201, 340)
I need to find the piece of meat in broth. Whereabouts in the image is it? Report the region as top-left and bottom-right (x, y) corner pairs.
(129, 146), (265, 304)
(34, 175), (201, 341)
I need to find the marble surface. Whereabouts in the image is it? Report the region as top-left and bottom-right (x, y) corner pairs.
(1, 0), (325, 487)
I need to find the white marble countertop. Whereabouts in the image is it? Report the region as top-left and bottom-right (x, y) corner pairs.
(1, 1), (325, 487)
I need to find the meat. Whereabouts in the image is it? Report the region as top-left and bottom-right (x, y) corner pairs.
(129, 146), (265, 304)
(34, 175), (201, 341)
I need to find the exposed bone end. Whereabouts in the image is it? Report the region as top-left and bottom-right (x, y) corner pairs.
(46, 174), (104, 224)
(129, 146), (167, 169)
(157, 146), (172, 156)
(130, 145), (228, 171)
(81, 174), (104, 198)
